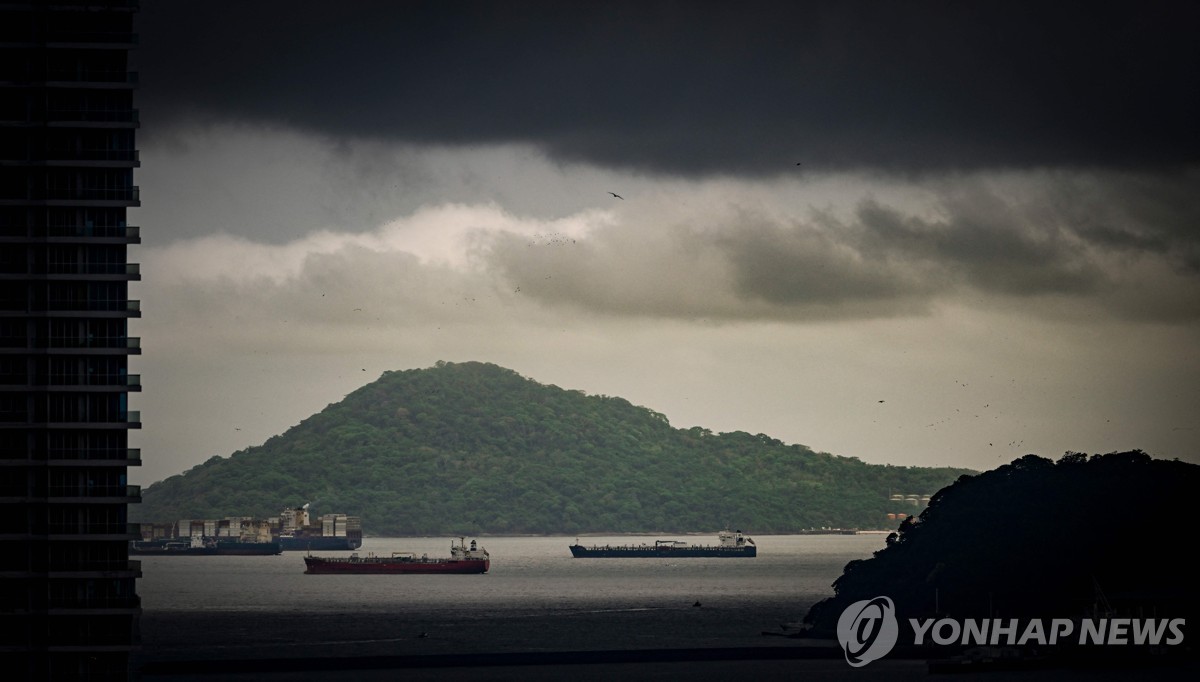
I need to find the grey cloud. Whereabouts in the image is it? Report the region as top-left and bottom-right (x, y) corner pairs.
(489, 223), (742, 319)
(136, 127), (652, 245)
(138, 1), (1200, 176)
(1056, 171), (1200, 273)
(719, 212), (939, 307)
(856, 195), (1103, 297)
(715, 189), (1107, 312)
(486, 173), (1200, 322)
(486, 203), (953, 321)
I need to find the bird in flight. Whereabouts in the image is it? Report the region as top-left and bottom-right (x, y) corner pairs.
(608, 192), (624, 200)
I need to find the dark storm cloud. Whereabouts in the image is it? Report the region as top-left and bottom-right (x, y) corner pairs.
(487, 172), (1200, 321)
(718, 194), (1105, 313)
(139, 1), (1199, 175)
(717, 209), (940, 307)
(1061, 170), (1200, 272)
(724, 170), (1200, 313)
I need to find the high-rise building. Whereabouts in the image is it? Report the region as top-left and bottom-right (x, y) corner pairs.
(0, 1), (142, 678)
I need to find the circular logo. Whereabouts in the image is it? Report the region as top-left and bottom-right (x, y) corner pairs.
(836, 596), (899, 667)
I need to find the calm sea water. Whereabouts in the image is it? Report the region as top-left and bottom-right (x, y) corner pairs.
(137, 534), (886, 662)
(136, 534), (1200, 680)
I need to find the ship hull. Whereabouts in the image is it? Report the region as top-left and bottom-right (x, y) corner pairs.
(303, 556), (489, 574)
(278, 536), (362, 551)
(214, 541), (283, 555)
(568, 544), (756, 558)
(130, 540), (282, 556)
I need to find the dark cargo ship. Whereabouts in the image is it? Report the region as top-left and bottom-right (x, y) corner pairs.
(304, 538), (489, 574)
(130, 537), (281, 556)
(276, 504), (363, 551)
(569, 529), (756, 558)
(137, 505), (360, 554)
(279, 535), (360, 551)
(136, 516), (284, 555)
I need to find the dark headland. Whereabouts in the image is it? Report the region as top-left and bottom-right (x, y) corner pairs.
(799, 450), (1198, 669)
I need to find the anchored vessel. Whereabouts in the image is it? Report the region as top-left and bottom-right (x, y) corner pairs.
(130, 536), (282, 556)
(276, 504), (363, 551)
(138, 504), (363, 552)
(569, 529), (756, 558)
(304, 538), (490, 574)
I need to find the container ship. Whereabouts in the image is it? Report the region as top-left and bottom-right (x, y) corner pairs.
(136, 504), (363, 552)
(135, 516), (283, 556)
(130, 536), (281, 556)
(275, 504), (363, 551)
(303, 538), (489, 574)
(568, 529), (756, 558)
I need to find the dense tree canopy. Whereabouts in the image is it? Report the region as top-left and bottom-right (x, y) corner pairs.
(803, 450), (1199, 636)
(136, 361), (971, 534)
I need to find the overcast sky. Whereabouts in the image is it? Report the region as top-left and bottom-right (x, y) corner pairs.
(129, 1), (1199, 486)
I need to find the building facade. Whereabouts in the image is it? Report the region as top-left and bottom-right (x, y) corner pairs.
(0, 1), (142, 678)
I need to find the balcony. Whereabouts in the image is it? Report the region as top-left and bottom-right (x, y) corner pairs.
(0, 485), (141, 502)
(0, 109), (139, 126)
(48, 448), (141, 465)
(0, 186), (140, 204)
(0, 336), (141, 353)
(0, 225), (139, 241)
(47, 595), (141, 610)
(44, 69), (139, 86)
(45, 374), (142, 389)
(42, 0), (140, 9)
(0, 151), (139, 168)
(45, 560), (142, 580)
(43, 149), (140, 163)
(9, 560), (142, 577)
(45, 108), (139, 123)
(1, 263), (139, 277)
(62, 263), (138, 277)
(20, 299), (140, 313)
(0, 410), (140, 428)
(46, 522), (140, 538)
(48, 484), (141, 502)
(0, 448), (141, 465)
(46, 32), (140, 47)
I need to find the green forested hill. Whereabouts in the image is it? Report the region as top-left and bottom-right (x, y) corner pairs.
(135, 361), (973, 534)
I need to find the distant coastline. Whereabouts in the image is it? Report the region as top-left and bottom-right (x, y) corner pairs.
(357, 530), (893, 538)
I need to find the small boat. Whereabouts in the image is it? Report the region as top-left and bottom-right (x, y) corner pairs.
(303, 537), (489, 574)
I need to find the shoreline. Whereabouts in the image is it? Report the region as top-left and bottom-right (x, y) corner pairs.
(357, 530), (893, 538)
